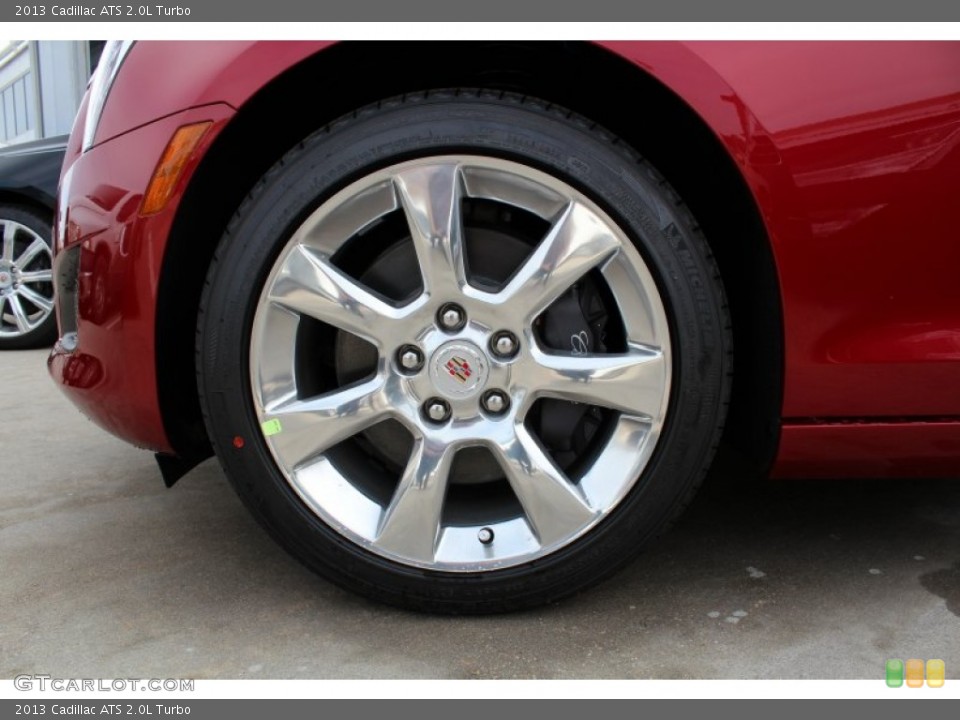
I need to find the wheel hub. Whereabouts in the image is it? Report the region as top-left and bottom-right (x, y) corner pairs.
(0, 262), (12, 290)
(429, 340), (489, 400)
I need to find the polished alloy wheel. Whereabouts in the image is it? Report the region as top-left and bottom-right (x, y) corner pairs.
(200, 91), (730, 611)
(249, 156), (672, 571)
(0, 218), (55, 341)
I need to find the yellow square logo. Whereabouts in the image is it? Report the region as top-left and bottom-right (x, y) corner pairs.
(927, 659), (945, 688)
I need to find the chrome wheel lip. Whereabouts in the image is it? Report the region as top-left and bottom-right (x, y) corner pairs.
(0, 218), (55, 339)
(249, 155), (672, 572)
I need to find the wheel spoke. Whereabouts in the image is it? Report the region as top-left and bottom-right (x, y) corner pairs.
(1, 222), (15, 261)
(262, 378), (389, 471)
(269, 244), (405, 347)
(375, 437), (456, 563)
(15, 238), (48, 269)
(394, 162), (468, 296)
(493, 426), (596, 547)
(19, 269), (53, 284)
(528, 344), (666, 418)
(498, 201), (620, 321)
(17, 286), (54, 313)
(8, 294), (31, 333)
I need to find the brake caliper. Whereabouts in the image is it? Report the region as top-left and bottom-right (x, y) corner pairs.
(533, 279), (611, 471)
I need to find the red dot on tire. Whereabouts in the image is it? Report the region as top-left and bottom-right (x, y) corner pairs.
(233, 436), (245, 449)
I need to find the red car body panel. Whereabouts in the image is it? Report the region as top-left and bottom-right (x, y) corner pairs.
(52, 103), (234, 451)
(775, 421), (960, 479)
(50, 41), (960, 476)
(93, 41), (328, 150)
(610, 42), (960, 419)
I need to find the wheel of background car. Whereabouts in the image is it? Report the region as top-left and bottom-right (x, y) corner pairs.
(197, 90), (732, 613)
(0, 204), (57, 350)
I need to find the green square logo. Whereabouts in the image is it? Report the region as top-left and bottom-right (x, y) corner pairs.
(886, 659), (904, 688)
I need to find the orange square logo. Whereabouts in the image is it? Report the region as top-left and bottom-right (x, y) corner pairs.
(905, 659), (925, 688)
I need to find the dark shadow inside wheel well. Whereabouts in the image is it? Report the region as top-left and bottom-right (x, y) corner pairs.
(157, 41), (783, 479)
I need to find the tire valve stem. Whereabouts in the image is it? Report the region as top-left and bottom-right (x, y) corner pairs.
(478, 527), (495, 545)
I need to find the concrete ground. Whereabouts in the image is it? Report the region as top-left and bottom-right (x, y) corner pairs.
(1, 348), (958, 680)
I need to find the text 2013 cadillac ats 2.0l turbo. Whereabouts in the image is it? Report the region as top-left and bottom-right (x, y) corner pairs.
(50, 41), (960, 612)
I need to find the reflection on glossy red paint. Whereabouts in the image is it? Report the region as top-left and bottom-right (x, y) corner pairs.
(685, 42), (960, 419)
(775, 421), (960, 478)
(57, 351), (104, 390)
(818, 318), (960, 365)
(51, 103), (234, 452)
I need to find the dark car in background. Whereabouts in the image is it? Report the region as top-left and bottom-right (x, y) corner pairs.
(0, 134), (65, 349)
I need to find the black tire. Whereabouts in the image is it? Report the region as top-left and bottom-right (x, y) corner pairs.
(197, 90), (731, 613)
(0, 203), (57, 350)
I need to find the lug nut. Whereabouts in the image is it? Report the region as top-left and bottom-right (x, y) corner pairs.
(397, 345), (424, 372)
(491, 331), (519, 359)
(424, 399), (451, 423)
(478, 527), (495, 545)
(438, 303), (466, 331)
(481, 390), (509, 415)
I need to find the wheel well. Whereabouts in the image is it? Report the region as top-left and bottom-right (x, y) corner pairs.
(157, 41), (783, 477)
(0, 191), (53, 221)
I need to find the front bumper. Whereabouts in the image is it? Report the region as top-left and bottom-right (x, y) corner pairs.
(49, 104), (234, 454)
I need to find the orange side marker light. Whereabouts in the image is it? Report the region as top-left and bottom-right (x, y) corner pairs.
(140, 122), (212, 216)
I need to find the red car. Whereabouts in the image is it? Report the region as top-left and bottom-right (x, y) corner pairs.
(51, 41), (960, 613)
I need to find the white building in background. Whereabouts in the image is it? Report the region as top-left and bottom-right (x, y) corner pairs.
(0, 40), (104, 146)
